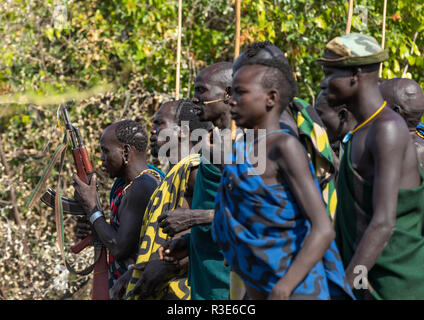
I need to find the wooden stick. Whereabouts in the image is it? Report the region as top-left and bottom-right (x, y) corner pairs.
(379, 0), (387, 77)
(402, 31), (419, 77)
(381, 0), (387, 49)
(346, 0), (354, 34)
(204, 98), (225, 105)
(234, 0), (241, 59)
(175, 0), (183, 100)
(232, 0), (241, 139)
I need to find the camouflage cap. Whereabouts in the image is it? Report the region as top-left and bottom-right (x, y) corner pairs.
(317, 33), (389, 67)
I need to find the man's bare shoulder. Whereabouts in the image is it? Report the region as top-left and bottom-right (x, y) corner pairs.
(270, 132), (306, 163)
(187, 167), (198, 192)
(369, 110), (411, 148)
(124, 174), (159, 201)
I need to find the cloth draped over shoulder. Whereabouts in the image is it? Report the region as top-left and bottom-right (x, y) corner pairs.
(185, 156), (231, 300)
(108, 166), (163, 296)
(124, 154), (201, 300)
(335, 140), (424, 299)
(212, 135), (354, 299)
(229, 97), (339, 300)
(289, 98), (338, 219)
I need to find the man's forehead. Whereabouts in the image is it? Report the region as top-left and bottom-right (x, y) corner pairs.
(155, 101), (178, 117)
(195, 67), (229, 87)
(233, 64), (267, 83)
(100, 125), (118, 144)
(195, 73), (221, 87)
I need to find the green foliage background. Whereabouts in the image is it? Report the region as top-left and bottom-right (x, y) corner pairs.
(0, 0), (423, 299)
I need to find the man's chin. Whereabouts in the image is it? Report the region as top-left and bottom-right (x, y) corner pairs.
(327, 97), (342, 108)
(151, 150), (159, 158)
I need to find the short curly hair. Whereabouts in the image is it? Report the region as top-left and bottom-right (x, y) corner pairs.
(233, 41), (297, 106)
(114, 120), (148, 152)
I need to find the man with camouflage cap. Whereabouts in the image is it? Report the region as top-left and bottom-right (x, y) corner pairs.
(318, 33), (424, 300)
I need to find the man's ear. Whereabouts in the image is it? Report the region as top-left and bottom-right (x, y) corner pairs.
(122, 144), (131, 163)
(392, 105), (402, 114)
(123, 144), (131, 156)
(350, 67), (360, 86)
(338, 108), (349, 123)
(224, 86), (232, 100)
(266, 89), (278, 111)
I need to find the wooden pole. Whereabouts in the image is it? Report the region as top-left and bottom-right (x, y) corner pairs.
(234, 0), (241, 59)
(232, 0), (241, 139)
(379, 0), (387, 77)
(346, 0), (354, 34)
(176, 0), (183, 100)
(402, 31), (419, 77)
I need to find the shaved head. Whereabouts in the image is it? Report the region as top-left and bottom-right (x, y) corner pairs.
(197, 62), (233, 88)
(379, 78), (424, 129)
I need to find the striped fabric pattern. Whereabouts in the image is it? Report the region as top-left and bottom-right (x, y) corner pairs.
(125, 154), (201, 300)
(290, 98), (338, 219)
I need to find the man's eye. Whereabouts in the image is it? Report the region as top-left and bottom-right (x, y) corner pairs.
(195, 87), (207, 93)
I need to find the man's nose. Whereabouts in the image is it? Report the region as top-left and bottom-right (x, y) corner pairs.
(319, 78), (328, 90)
(229, 96), (237, 108)
(150, 132), (157, 142)
(192, 96), (200, 104)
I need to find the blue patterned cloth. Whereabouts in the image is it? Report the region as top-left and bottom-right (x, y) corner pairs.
(212, 134), (354, 299)
(416, 122), (424, 137)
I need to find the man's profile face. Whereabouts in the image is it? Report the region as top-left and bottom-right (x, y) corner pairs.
(100, 126), (125, 178)
(315, 94), (344, 144)
(320, 66), (354, 107)
(150, 102), (179, 158)
(229, 65), (269, 129)
(193, 70), (229, 123)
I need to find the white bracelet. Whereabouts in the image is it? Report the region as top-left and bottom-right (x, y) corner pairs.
(89, 210), (104, 225)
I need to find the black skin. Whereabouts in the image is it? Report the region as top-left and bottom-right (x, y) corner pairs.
(314, 91), (357, 169)
(150, 102), (179, 158)
(222, 64), (335, 300)
(320, 65), (421, 289)
(73, 124), (159, 262)
(110, 102), (199, 299)
(192, 63), (232, 129)
(158, 63), (232, 238)
(315, 91), (356, 145)
(379, 78), (424, 168)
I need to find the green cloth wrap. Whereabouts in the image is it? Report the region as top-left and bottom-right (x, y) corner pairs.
(184, 156), (230, 300)
(335, 141), (424, 300)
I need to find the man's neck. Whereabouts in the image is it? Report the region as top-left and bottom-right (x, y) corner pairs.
(123, 159), (149, 183)
(347, 83), (386, 124)
(214, 111), (232, 130)
(253, 115), (281, 135)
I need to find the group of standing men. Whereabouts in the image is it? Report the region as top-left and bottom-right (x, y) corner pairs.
(71, 32), (424, 300)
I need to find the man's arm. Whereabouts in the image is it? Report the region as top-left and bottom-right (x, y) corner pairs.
(158, 208), (214, 236)
(103, 175), (158, 260)
(74, 173), (158, 261)
(158, 166), (214, 236)
(343, 120), (406, 286)
(269, 135), (335, 299)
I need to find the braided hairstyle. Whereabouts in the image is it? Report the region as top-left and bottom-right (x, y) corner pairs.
(233, 41), (297, 108)
(115, 119), (148, 152)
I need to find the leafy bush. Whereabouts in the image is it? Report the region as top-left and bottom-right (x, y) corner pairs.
(1, 0), (423, 299)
